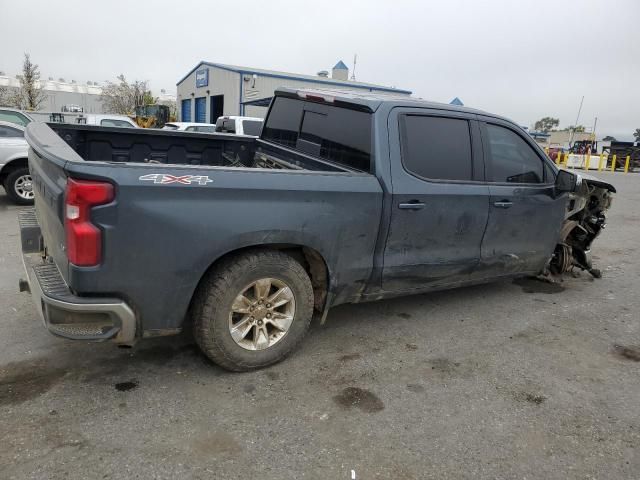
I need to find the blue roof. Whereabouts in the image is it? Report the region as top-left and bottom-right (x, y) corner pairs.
(333, 60), (348, 70)
(177, 61), (412, 95)
(449, 97), (464, 106)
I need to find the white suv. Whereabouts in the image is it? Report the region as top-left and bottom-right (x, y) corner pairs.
(0, 121), (32, 205)
(78, 114), (139, 128)
(215, 116), (263, 136)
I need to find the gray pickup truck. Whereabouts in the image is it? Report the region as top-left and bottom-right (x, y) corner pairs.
(19, 88), (615, 371)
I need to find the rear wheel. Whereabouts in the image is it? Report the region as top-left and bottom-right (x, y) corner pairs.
(4, 167), (34, 205)
(192, 250), (314, 371)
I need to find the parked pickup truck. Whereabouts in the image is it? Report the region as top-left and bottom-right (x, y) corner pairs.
(19, 87), (615, 371)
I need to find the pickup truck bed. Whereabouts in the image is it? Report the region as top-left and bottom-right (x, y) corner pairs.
(20, 88), (615, 371)
(24, 119), (382, 348)
(40, 123), (351, 172)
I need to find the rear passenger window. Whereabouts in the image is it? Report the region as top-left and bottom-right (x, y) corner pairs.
(217, 119), (236, 133)
(0, 125), (23, 137)
(485, 124), (544, 183)
(400, 115), (472, 181)
(263, 97), (372, 172)
(262, 97), (303, 148)
(242, 120), (263, 136)
(298, 107), (371, 172)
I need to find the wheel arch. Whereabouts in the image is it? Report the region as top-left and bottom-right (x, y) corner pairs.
(0, 157), (29, 183)
(193, 243), (331, 315)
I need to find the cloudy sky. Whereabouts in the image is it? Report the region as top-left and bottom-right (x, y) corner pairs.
(2, 0), (638, 139)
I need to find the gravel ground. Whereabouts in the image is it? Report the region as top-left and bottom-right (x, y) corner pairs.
(0, 171), (638, 480)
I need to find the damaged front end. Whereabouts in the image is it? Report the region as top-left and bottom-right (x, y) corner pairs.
(548, 173), (616, 278)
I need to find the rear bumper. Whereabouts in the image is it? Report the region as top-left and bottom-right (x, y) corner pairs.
(19, 209), (136, 345)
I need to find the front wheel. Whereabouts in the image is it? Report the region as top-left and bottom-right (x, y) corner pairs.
(4, 167), (35, 205)
(192, 250), (314, 371)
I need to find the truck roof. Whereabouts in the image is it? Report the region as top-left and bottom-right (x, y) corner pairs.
(217, 116), (263, 122)
(275, 87), (504, 120)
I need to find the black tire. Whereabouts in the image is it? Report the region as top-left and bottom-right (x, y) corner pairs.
(4, 167), (34, 205)
(192, 250), (314, 371)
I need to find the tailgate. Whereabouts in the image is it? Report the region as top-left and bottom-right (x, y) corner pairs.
(25, 123), (84, 282)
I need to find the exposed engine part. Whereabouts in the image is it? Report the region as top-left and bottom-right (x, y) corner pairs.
(550, 244), (572, 275)
(546, 176), (614, 280)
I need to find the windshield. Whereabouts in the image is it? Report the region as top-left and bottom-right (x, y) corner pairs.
(0, 110), (31, 127)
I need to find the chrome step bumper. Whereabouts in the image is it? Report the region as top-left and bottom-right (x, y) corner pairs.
(19, 209), (136, 345)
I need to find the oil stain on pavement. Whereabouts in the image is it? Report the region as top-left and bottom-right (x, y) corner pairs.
(0, 341), (212, 405)
(0, 360), (66, 406)
(406, 384), (425, 393)
(613, 345), (640, 362)
(338, 353), (362, 362)
(429, 357), (460, 374)
(114, 380), (138, 392)
(513, 277), (565, 294)
(521, 392), (547, 405)
(333, 386), (385, 413)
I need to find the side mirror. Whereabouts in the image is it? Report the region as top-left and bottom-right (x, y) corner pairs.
(555, 169), (577, 193)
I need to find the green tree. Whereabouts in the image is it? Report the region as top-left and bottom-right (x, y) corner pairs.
(100, 74), (155, 114)
(561, 125), (586, 133)
(602, 135), (617, 141)
(12, 53), (47, 110)
(534, 117), (559, 133)
(633, 129), (640, 142)
(142, 91), (157, 106)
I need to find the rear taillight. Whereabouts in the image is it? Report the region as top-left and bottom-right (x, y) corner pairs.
(65, 178), (114, 266)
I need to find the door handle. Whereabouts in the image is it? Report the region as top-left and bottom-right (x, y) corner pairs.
(493, 200), (513, 209)
(398, 201), (426, 210)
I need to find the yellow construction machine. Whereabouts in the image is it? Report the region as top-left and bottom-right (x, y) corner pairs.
(133, 105), (173, 128)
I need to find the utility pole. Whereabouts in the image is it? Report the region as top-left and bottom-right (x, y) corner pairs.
(569, 95), (584, 148)
(351, 54), (357, 81)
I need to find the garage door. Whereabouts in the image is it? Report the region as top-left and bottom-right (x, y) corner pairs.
(181, 99), (191, 122)
(195, 97), (206, 123)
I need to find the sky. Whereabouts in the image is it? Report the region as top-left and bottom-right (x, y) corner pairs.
(1, 0), (639, 139)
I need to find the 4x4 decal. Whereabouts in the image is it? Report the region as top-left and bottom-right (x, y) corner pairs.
(139, 174), (213, 185)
